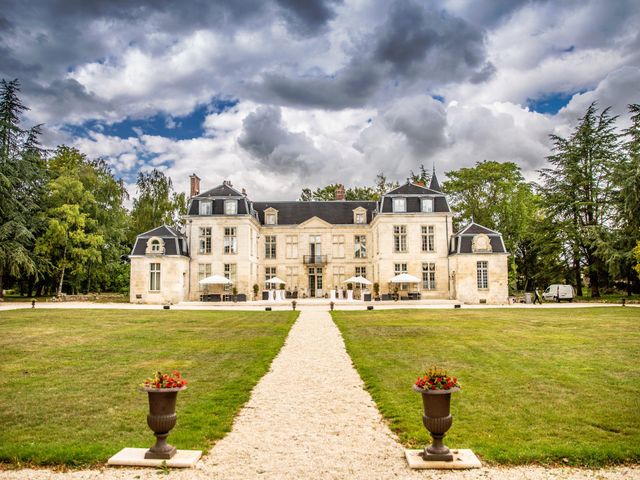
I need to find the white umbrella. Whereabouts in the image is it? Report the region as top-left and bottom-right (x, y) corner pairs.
(343, 276), (361, 284)
(389, 273), (420, 283)
(352, 275), (372, 285)
(199, 274), (233, 285)
(265, 276), (286, 285)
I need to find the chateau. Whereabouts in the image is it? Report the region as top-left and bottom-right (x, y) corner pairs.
(129, 173), (509, 304)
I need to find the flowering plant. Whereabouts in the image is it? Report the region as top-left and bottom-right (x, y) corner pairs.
(143, 370), (187, 389)
(415, 366), (460, 390)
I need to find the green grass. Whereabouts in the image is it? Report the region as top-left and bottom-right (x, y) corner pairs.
(0, 308), (297, 467)
(333, 307), (640, 466)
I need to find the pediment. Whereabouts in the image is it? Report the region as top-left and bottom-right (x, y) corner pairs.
(298, 216), (333, 229)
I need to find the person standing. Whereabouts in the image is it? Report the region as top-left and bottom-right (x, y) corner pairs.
(533, 289), (542, 304)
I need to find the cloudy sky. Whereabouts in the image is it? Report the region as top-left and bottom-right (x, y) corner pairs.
(1, 0), (639, 199)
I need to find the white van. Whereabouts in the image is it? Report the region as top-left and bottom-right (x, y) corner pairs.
(542, 284), (575, 302)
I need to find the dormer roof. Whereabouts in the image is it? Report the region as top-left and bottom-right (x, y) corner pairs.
(386, 181), (442, 196)
(449, 221), (506, 254)
(130, 224), (189, 257)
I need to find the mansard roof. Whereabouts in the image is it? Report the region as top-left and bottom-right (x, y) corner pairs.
(253, 201), (377, 225)
(131, 224), (189, 256)
(449, 221), (506, 254)
(195, 183), (244, 198)
(386, 181), (442, 196)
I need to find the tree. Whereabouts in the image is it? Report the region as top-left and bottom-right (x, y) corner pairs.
(0, 79), (45, 297)
(36, 149), (105, 295)
(442, 160), (539, 291)
(539, 102), (620, 297)
(409, 164), (430, 185)
(599, 104), (640, 295)
(129, 169), (186, 242)
(299, 172), (398, 201)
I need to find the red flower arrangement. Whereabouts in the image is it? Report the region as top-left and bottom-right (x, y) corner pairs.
(415, 366), (460, 390)
(143, 370), (187, 389)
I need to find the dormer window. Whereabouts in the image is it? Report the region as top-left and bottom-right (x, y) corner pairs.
(353, 206), (367, 224)
(225, 200), (237, 215)
(421, 198), (433, 213)
(264, 207), (278, 225)
(199, 200), (212, 215)
(393, 198), (406, 213)
(472, 234), (493, 253)
(145, 237), (165, 254)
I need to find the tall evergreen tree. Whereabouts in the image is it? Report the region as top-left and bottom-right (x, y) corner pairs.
(540, 102), (620, 297)
(0, 79), (44, 297)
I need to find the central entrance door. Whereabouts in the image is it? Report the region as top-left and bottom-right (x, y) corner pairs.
(308, 267), (323, 298)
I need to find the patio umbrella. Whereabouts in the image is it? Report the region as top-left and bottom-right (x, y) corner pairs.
(389, 273), (420, 283)
(265, 276), (286, 285)
(199, 274), (233, 285)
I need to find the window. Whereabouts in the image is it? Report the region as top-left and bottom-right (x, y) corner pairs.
(266, 213), (276, 225)
(394, 263), (408, 275)
(265, 235), (277, 259)
(422, 263), (436, 290)
(355, 266), (367, 278)
(150, 239), (161, 252)
(224, 263), (236, 291)
(393, 197), (406, 212)
(198, 263), (212, 288)
(477, 261), (488, 289)
(199, 227), (212, 254)
(333, 266), (345, 288)
(332, 235), (345, 258)
(355, 212), (366, 224)
(199, 200), (212, 215)
(224, 200), (237, 215)
(286, 266), (298, 289)
(421, 198), (433, 213)
(149, 263), (161, 291)
(224, 227), (237, 254)
(421, 225), (435, 252)
(354, 235), (367, 258)
(393, 225), (407, 252)
(285, 235), (298, 259)
(265, 266), (276, 290)
(394, 262), (408, 290)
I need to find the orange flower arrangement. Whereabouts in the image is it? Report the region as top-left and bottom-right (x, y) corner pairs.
(143, 370), (187, 389)
(415, 366), (460, 390)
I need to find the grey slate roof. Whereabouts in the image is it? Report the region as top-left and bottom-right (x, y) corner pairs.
(429, 173), (442, 192)
(386, 182), (442, 195)
(449, 221), (506, 254)
(380, 195), (450, 213)
(195, 183), (243, 198)
(253, 201), (377, 225)
(188, 197), (250, 216)
(131, 225), (189, 256)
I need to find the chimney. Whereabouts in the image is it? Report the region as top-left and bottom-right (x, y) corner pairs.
(242, 188), (247, 196)
(335, 184), (345, 201)
(415, 181), (425, 187)
(223, 179), (232, 187)
(189, 174), (201, 197)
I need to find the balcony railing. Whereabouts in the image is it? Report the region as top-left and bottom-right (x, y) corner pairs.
(303, 254), (327, 265)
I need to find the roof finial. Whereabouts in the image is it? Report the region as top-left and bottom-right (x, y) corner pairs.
(432, 160), (436, 177)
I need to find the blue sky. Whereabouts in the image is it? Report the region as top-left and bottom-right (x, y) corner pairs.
(1, 0), (639, 198)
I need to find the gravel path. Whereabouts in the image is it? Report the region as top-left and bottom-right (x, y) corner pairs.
(1, 310), (637, 479)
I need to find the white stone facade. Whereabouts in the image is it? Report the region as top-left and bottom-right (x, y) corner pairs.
(129, 179), (509, 304)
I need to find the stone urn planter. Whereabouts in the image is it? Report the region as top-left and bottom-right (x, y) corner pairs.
(142, 386), (185, 459)
(413, 367), (460, 462)
(413, 385), (460, 461)
(141, 371), (188, 460)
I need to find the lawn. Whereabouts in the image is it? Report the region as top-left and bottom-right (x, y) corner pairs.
(333, 307), (640, 466)
(0, 308), (297, 466)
